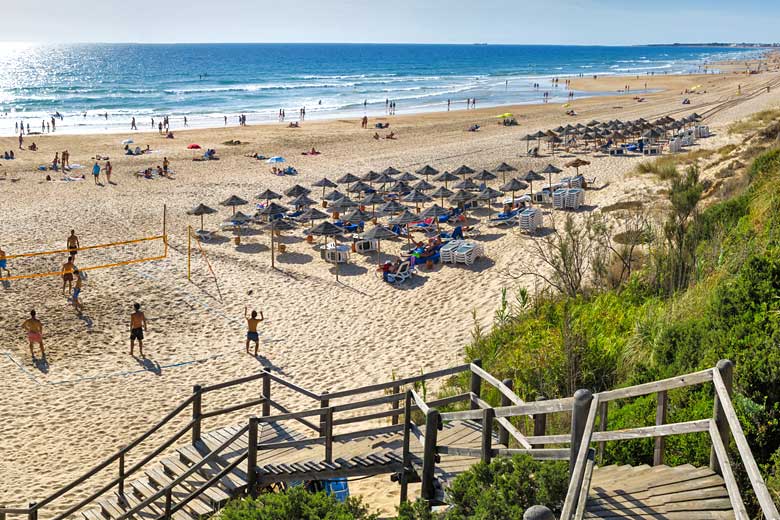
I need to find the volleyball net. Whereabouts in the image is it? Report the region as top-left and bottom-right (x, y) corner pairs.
(0, 235), (168, 282)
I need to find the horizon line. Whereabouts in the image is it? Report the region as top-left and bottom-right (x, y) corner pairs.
(0, 40), (775, 47)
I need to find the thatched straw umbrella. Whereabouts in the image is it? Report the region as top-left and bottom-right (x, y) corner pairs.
(187, 203), (217, 231)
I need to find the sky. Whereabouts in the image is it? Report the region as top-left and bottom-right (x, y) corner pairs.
(2, 0), (778, 45)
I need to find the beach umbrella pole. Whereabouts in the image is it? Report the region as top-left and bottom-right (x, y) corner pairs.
(271, 229), (275, 269)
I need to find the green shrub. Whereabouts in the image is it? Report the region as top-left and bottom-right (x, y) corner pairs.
(396, 455), (569, 520)
(218, 487), (377, 520)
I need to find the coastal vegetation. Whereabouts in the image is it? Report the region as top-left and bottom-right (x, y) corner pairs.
(456, 137), (780, 513)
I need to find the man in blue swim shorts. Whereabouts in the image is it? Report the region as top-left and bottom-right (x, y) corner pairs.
(245, 306), (264, 356)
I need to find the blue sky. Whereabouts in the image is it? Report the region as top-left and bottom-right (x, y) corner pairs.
(3, 0), (777, 45)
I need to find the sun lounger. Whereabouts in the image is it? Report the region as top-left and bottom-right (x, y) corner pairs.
(385, 261), (413, 284)
(452, 242), (484, 265)
(440, 240), (464, 263)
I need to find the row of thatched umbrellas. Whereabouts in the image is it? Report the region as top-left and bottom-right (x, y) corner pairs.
(520, 113), (703, 154)
(185, 159), (592, 277)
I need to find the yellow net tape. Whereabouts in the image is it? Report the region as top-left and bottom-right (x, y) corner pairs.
(0, 235), (167, 282)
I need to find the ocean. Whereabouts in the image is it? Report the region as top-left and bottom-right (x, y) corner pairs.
(0, 43), (764, 135)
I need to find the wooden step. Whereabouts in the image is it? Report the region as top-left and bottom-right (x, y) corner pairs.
(128, 475), (208, 520)
(586, 465), (735, 520)
(176, 445), (248, 493)
(145, 466), (231, 507)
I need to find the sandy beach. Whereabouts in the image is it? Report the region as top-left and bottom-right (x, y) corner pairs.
(1, 63), (780, 516)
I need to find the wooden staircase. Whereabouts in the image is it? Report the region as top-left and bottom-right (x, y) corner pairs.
(585, 464), (734, 519)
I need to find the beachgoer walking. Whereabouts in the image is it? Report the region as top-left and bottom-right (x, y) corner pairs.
(67, 230), (80, 258)
(71, 268), (83, 313)
(18, 133), (23, 150)
(224, 116), (227, 126)
(0, 246), (10, 278)
(130, 303), (147, 357)
(105, 160), (112, 184)
(92, 162), (101, 185)
(131, 117), (137, 130)
(361, 116), (368, 129)
(22, 310), (44, 359)
(184, 116), (188, 127)
(62, 256), (75, 294)
(52, 152), (59, 171)
(447, 99), (451, 111)
(51, 117), (55, 131)
(245, 306), (264, 356)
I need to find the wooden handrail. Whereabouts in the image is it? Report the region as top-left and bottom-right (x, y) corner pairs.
(410, 389), (430, 416)
(51, 419), (195, 520)
(325, 363), (471, 400)
(115, 423), (249, 520)
(469, 363), (524, 407)
(200, 372), (266, 393)
(471, 393), (532, 449)
(596, 368), (713, 402)
(266, 371), (321, 400)
(712, 368), (780, 519)
(35, 394), (194, 511)
(560, 393), (599, 520)
(709, 419), (749, 520)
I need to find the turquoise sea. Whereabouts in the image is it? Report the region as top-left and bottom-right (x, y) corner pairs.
(0, 43), (764, 134)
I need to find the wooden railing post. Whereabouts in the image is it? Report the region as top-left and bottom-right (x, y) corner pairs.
(247, 417), (259, 497)
(597, 401), (608, 465)
(570, 389), (593, 478)
(710, 359), (734, 475)
(470, 359), (483, 410)
(498, 379), (513, 446)
(262, 370), (271, 417)
(391, 384), (401, 425)
(118, 448), (126, 497)
(400, 390), (412, 505)
(164, 488), (172, 520)
(27, 503), (37, 520)
(191, 384), (202, 445)
(324, 407), (334, 464)
(481, 408), (495, 464)
(421, 408), (441, 501)
(319, 391), (330, 436)
(533, 396), (547, 449)
(654, 390), (668, 466)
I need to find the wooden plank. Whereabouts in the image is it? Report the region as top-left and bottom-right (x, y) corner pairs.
(712, 369), (780, 519)
(709, 420), (749, 520)
(596, 369), (713, 402)
(469, 364), (524, 407)
(266, 372), (321, 400)
(526, 433), (570, 445)
(324, 364), (471, 399)
(470, 394), (532, 449)
(589, 420), (710, 442)
(494, 397), (576, 418)
(560, 394), (599, 520)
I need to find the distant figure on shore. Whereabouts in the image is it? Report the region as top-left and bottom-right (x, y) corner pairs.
(361, 115), (368, 128)
(184, 116), (188, 127)
(130, 303), (147, 357)
(105, 160), (112, 184)
(224, 115), (227, 126)
(92, 162), (101, 185)
(18, 133), (23, 150)
(71, 268), (83, 313)
(62, 256), (75, 294)
(22, 310), (44, 359)
(245, 306), (264, 356)
(67, 230), (80, 258)
(0, 245), (10, 278)
(131, 117), (137, 130)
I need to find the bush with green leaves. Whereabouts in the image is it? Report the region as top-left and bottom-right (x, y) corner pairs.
(218, 486), (377, 520)
(397, 455), (568, 520)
